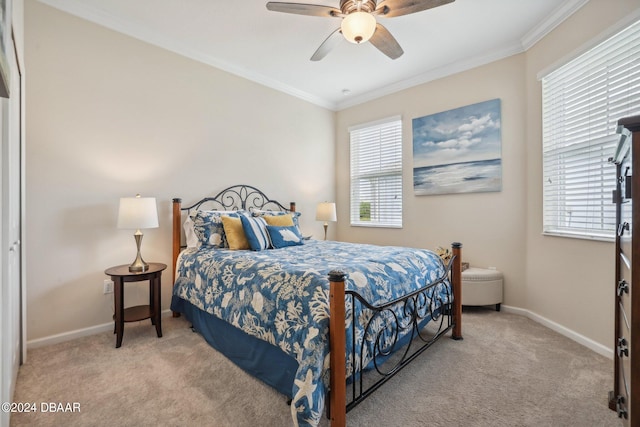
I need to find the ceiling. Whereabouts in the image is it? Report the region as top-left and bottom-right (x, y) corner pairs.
(39, 0), (588, 111)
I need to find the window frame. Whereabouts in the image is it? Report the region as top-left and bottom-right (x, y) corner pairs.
(349, 116), (403, 229)
(540, 19), (640, 241)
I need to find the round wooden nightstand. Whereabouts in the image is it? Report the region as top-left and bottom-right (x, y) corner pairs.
(104, 262), (167, 348)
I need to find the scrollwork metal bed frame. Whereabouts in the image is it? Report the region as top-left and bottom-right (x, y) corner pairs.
(171, 185), (462, 427)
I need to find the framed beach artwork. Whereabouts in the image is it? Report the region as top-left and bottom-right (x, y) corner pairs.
(412, 98), (502, 195)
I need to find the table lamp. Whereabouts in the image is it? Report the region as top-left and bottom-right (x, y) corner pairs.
(117, 194), (159, 272)
(316, 202), (337, 240)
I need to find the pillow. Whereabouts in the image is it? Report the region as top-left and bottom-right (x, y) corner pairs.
(263, 213), (294, 227)
(183, 216), (199, 248)
(266, 225), (304, 248)
(252, 209), (301, 228)
(240, 214), (270, 251)
(221, 216), (250, 250)
(191, 210), (240, 248)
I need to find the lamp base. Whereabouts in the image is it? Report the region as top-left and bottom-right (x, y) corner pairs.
(128, 263), (149, 273)
(129, 231), (149, 273)
(128, 252), (149, 272)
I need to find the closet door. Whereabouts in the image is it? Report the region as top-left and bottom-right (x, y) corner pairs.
(0, 32), (22, 427)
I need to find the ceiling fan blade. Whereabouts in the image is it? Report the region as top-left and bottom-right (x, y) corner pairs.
(376, 0), (454, 18)
(311, 28), (344, 61)
(369, 23), (404, 59)
(266, 2), (342, 18)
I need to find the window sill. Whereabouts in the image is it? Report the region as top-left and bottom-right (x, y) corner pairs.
(542, 231), (614, 243)
(350, 222), (402, 229)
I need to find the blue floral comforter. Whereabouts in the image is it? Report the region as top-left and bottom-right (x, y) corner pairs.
(173, 240), (449, 427)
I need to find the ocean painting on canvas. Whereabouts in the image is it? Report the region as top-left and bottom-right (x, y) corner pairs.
(412, 99), (502, 195)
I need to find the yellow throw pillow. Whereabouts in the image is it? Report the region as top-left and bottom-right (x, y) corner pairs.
(263, 214), (294, 227)
(221, 216), (249, 250)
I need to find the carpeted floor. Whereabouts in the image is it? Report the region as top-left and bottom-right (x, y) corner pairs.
(11, 308), (620, 427)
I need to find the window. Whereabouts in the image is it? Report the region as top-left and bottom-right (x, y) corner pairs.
(349, 116), (403, 228)
(541, 20), (640, 240)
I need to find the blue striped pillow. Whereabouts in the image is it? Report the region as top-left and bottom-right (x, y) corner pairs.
(240, 214), (270, 251)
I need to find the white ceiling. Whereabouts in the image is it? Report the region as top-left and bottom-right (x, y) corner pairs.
(39, 0), (588, 111)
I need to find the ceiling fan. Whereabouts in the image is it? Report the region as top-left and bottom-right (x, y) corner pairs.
(266, 0), (455, 61)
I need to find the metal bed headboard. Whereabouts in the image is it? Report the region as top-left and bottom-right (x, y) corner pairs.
(177, 184), (293, 214)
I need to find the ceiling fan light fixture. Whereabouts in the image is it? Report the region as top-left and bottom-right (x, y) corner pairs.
(340, 11), (376, 44)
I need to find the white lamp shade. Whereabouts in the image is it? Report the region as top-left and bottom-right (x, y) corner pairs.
(117, 196), (159, 229)
(341, 11), (376, 44)
(316, 202), (337, 222)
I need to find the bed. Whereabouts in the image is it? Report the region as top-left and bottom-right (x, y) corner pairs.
(170, 185), (462, 427)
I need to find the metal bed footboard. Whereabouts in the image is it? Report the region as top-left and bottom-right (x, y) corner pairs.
(345, 260), (454, 412)
(344, 259), (455, 412)
(327, 242), (462, 426)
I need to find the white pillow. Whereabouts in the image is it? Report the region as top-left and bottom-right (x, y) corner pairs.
(183, 216), (199, 248)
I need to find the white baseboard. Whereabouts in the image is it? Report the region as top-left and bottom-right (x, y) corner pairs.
(501, 305), (613, 359)
(26, 309), (175, 349)
(28, 306), (614, 359)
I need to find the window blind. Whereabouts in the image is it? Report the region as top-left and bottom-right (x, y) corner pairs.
(541, 19), (640, 240)
(349, 116), (403, 228)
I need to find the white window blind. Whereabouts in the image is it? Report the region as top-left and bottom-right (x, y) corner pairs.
(542, 19), (640, 240)
(350, 116), (403, 228)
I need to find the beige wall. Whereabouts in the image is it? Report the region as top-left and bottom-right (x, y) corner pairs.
(336, 55), (528, 309)
(25, 0), (640, 351)
(24, 1), (335, 341)
(336, 0), (639, 351)
(524, 0), (640, 349)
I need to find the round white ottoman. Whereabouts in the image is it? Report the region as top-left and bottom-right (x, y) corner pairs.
(461, 267), (503, 311)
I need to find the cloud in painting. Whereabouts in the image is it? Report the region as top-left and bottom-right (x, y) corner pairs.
(412, 99), (502, 196)
(412, 99), (502, 168)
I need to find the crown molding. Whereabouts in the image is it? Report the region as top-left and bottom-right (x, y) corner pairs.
(335, 42), (524, 110)
(520, 0), (589, 51)
(37, 0), (337, 110)
(536, 7), (640, 80)
(38, 0), (587, 112)
(336, 0), (588, 110)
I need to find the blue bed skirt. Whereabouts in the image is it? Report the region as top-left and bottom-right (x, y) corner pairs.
(172, 293), (444, 397)
(170, 295), (298, 398)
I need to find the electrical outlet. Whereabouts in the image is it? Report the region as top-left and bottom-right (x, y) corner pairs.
(103, 279), (114, 294)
